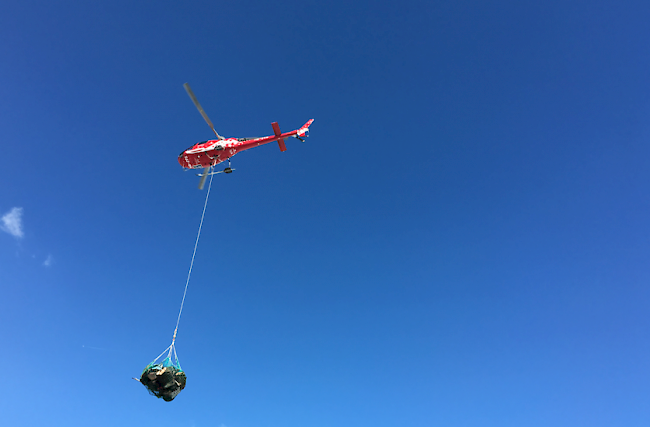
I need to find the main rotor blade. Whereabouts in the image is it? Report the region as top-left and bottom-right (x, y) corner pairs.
(183, 83), (223, 140)
(198, 167), (209, 190)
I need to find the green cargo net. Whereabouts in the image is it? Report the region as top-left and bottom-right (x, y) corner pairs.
(139, 343), (187, 402)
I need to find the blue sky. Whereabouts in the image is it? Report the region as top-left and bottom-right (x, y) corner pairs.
(2, 0), (650, 426)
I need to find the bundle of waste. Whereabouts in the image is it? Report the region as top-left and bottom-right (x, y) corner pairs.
(139, 360), (187, 402)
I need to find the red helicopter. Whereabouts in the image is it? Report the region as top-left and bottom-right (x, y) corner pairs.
(179, 83), (314, 189)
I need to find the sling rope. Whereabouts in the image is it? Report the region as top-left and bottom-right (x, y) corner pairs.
(167, 167), (215, 357)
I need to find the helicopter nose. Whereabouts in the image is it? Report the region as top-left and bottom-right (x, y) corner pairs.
(178, 152), (192, 168)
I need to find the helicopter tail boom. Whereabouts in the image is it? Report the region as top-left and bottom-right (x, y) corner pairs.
(271, 119), (314, 151)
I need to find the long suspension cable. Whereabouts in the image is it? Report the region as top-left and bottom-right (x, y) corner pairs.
(170, 168), (215, 348)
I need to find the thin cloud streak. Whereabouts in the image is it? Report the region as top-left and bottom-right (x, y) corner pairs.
(43, 254), (53, 267)
(1, 207), (24, 238)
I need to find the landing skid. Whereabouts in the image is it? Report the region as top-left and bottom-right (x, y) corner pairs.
(197, 159), (235, 177)
(198, 168), (235, 177)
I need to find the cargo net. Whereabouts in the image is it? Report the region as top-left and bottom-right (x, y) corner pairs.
(139, 343), (187, 402)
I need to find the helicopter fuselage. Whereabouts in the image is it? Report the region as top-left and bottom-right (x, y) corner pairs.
(178, 120), (313, 170)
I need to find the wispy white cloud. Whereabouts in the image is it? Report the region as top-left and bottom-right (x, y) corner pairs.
(43, 254), (53, 267)
(1, 207), (24, 238)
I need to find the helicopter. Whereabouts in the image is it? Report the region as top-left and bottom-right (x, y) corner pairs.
(179, 83), (314, 189)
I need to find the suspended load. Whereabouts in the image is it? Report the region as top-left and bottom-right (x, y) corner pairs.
(135, 151), (216, 401)
(138, 343), (186, 402)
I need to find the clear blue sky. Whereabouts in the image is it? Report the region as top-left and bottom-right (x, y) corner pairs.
(2, 0), (650, 426)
